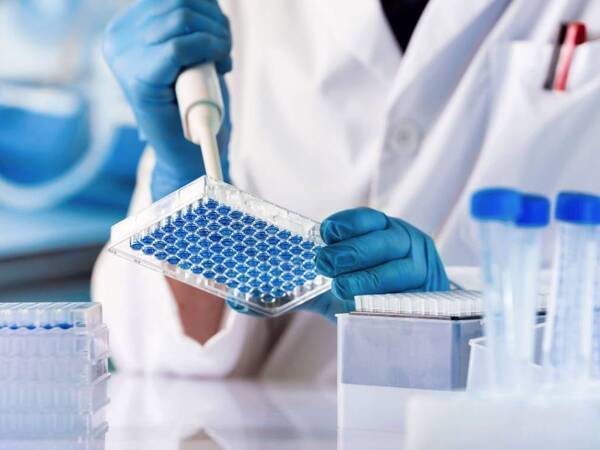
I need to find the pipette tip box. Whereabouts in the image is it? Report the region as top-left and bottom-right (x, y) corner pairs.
(338, 291), (485, 432)
(338, 290), (548, 432)
(109, 175), (331, 316)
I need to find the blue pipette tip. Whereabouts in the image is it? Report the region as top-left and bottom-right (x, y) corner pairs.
(516, 194), (551, 227)
(555, 191), (600, 225)
(470, 188), (522, 221)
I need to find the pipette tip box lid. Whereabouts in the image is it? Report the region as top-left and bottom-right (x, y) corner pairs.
(108, 176), (331, 316)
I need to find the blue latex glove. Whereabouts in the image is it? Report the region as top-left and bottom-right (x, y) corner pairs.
(103, 0), (233, 200)
(308, 207), (450, 322)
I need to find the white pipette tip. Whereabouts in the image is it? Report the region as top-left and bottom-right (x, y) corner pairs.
(354, 291), (483, 318)
(175, 63), (224, 181)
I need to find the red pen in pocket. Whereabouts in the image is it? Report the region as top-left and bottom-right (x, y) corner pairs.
(544, 22), (587, 91)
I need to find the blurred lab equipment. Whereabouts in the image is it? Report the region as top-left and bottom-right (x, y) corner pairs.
(468, 189), (600, 391)
(403, 189), (600, 450)
(0, 302), (109, 444)
(0, 0), (144, 300)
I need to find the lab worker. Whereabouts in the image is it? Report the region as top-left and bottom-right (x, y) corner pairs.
(93, 0), (600, 382)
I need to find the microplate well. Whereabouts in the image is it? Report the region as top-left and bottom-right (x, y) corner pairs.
(109, 176), (331, 316)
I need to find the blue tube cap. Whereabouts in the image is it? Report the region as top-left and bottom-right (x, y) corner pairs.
(516, 194), (550, 227)
(471, 188), (522, 222)
(555, 191), (600, 225)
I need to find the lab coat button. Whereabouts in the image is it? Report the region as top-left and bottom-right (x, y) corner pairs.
(389, 119), (421, 155)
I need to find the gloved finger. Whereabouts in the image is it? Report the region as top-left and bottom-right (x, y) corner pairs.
(315, 224), (411, 277)
(129, 32), (231, 88)
(331, 258), (427, 301)
(143, 7), (230, 45)
(138, 0), (227, 27)
(320, 207), (388, 245)
(105, 0), (228, 58)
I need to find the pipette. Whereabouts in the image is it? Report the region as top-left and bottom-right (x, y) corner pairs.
(543, 192), (600, 388)
(175, 63), (224, 180)
(471, 188), (522, 391)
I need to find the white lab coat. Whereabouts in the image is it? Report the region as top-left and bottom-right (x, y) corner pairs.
(92, 0), (600, 382)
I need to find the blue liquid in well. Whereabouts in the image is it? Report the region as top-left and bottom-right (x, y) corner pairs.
(135, 198), (322, 301)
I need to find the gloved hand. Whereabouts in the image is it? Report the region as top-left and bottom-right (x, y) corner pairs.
(226, 207), (449, 323)
(308, 207), (449, 322)
(103, 0), (233, 200)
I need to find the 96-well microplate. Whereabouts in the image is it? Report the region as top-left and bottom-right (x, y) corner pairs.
(109, 176), (331, 316)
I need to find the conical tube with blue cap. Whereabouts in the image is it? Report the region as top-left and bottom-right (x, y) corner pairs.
(543, 192), (600, 388)
(508, 194), (550, 390)
(471, 188), (522, 391)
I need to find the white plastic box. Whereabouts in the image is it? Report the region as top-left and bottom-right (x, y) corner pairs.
(404, 389), (600, 450)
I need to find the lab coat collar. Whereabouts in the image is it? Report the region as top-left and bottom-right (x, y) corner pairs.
(389, 0), (501, 100)
(315, 0), (401, 84)
(315, 0), (507, 101)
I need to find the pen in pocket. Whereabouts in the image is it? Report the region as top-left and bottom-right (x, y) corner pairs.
(543, 22), (587, 92)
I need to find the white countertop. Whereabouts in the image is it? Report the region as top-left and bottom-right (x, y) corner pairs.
(103, 374), (404, 450)
(6, 372), (599, 450)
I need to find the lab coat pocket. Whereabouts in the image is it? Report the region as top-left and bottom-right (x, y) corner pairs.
(473, 40), (600, 197)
